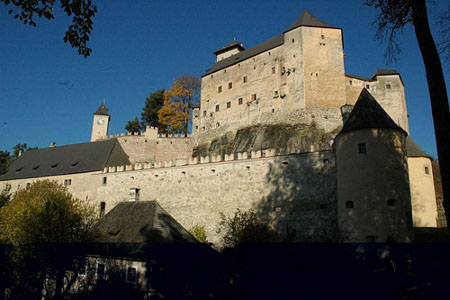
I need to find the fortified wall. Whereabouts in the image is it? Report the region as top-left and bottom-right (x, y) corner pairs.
(97, 146), (338, 245)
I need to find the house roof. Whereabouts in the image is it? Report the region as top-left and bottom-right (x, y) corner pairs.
(406, 136), (432, 159)
(213, 40), (245, 55)
(337, 89), (406, 136)
(94, 103), (110, 116)
(345, 73), (372, 82)
(0, 139), (130, 181)
(95, 201), (197, 244)
(284, 10), (338, 32)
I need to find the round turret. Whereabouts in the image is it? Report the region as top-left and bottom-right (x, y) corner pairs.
(335, 89), (413, 242)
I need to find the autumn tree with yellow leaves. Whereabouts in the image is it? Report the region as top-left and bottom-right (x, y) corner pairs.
(158, 75), (200, 135)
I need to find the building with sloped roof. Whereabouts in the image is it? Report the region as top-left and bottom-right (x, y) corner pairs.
(0, 11), (441, 245)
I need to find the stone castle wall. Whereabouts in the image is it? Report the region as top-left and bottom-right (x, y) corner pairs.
(96, 149), (338, 245)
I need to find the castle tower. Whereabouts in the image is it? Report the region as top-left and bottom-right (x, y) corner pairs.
(91, 102), (110, 142)
(214, 40), (245, 62)
(335, 89), (413, 242)
(285, 10), (346, 108)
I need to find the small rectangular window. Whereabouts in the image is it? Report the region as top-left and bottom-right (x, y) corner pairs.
(26, 183), (31, 189)
(387, 199), (397, 206)
(386, 84), (391, 89)
(228, 82), (232, 89)
(216, 104), (220, 112)
(425, 166), (430, 175)
(321, 34), (325, 39)
(358, 143), (367, 154)
(218, 86), (222, 93)
(291, 39), (295, 43)
(102, 177), (107, 185)
(345, 201), (354, 209)
(349, 80), (353, 86)
(238, 98), (243, 105)
(251, 94), (257, 101)
(272, 67), (276, 74)
(216, 122), (220, 127)
(366, 85), (370, 89)
(79, 260), (87, 276)
(227, 102), (231, 108)
(64, 179), (72, 186)
(203, 110), (206, 117)
(126, 266), (138, 283)
(243, 76), (247, 83)
(96, 263), (106, 279)
(100, 202), (105, 218)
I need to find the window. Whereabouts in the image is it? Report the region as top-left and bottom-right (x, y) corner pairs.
(228, 82), (232, 89)
(349, 80), (353, 86)
(425, 166), (430, 175)
(100, 202), (105, 218)
(195, 126), (199, 130)
(218, 86), (222, 93)
(216, 104), (220, 112)
(386, 84), (391, 89)
(321, 34), (325, 39)
(64, 179), (72, 186)
(96, 263), (106, 279)
(387, 199), (397, 206)
(251, 94), (257, 101)
(26, 183), (31, 189)
(203, 110), (206, 117)
(102, 177), (107, 185)
(358, 143), (367, 154)
(272, 67), (276, 74)
(243, 76), (247, 83)
(319, 204), (327, 209)
(366, 85), (370, 89)
(273, 90), (279, 97)
(227, 102), (231, 108)
(79, 261), (87, 276)
(345, 201), (354, 209)
(291, 39), (295, 43)
(216, 122), (220, 127)
(129, 188), (140, 201)
(238, 98), (243, 105)
(126, 266), (138, 283)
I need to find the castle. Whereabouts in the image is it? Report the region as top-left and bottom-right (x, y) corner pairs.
(0, 11), (439, 245)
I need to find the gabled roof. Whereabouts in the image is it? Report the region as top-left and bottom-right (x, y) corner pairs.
(203, 34), (284, 77)
(214, 40), (245, 55)
(95, 201), (197, 244)
(371, 69), (400, 79)
(337, 89), (406, 136)
(345, 73), (372, 82)
(0, 139), (130, 181)
(284, 10), (338, 32)
(406, 136), (432, 159)
(94, 103), (109, 116)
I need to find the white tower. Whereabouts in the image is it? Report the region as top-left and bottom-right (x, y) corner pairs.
(91, 102), (110, 142)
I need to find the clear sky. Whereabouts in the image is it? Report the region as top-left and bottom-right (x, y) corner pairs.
(0, 0), (448, 158)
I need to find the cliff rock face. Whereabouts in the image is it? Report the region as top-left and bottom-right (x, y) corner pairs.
(192, 123), (339, 158)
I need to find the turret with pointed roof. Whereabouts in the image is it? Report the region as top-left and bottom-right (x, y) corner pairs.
(284, 10), (339, 32)
(94, 101), (110, 116)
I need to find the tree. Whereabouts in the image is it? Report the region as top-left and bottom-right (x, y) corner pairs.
(0, 150), (11, 174)
(141, 89), (165, 128)
(0, 180), (99, 299)
(1, 0), (97, 58)
(12, 143), (37, 159)
(189, 225), (208, 243)
(366, 0), (450, 225)
(124, 117), (143, 134)
(217, 209), (279, 248)
(158, 75), (200, 135)
(0, 184), (11, 208)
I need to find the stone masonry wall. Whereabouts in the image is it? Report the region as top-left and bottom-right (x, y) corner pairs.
(96, 150), (338, 246)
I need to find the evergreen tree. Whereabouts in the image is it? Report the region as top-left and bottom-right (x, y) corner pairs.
(141, 89), (165, 128)
(125, 117), (143, 134)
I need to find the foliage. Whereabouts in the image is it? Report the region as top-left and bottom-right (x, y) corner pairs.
(1, 0), (97, 58)
(0, 150), (11, 174)
(141, 89), (165, 128)
(366, 0), (450, 226)
(189, 225), (208, 243)
(0, 180), (99, 298)
(0, 184), (11, 208)
(12, 143), (37, 159)
(217, 209), (279, 247)
(125, 117), (143, 134)
(158, 74), (200, 134)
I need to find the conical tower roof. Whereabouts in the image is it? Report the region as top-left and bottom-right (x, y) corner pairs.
(338, 89), (405, 136)
(285, 10), (338, 32)
(94, 102), (109, 116)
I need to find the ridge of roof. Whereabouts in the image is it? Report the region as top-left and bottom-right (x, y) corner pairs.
(337, 89), (406, 136)
(371, 69), (400, 79)
(95, 103), (109, 116)
(345, 73), (373, 82)
(0, 139), (130, 181)
(203, 34), (284, 77)
(284, 10), (339, 32)
(406, 136), (432, 159)
(213, 40), (245, 55)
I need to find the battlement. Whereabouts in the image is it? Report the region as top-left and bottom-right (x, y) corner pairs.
(102, 143), (332, 174)
(96, 126), (193, 141)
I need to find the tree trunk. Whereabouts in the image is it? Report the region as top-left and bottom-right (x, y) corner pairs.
(411, 0), (450, 226)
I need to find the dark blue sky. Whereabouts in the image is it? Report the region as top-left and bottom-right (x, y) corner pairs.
(0, 0), (448, 158)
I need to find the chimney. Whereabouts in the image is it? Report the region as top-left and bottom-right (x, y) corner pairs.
(18, 150), (23, 157)
(50, 142), (56, 147)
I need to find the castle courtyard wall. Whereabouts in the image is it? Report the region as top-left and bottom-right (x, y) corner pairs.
(96, 150), (338, 245)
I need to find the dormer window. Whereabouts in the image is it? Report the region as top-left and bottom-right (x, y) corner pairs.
(32, 165), (40, 170)
(71, 160), (79, 167)
(51, 162), (59, 168)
